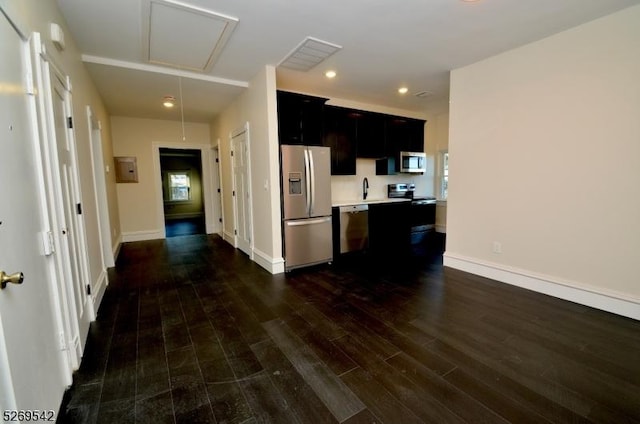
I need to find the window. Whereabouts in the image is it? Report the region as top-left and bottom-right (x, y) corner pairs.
(168, 171), (191, 202)
(441, 151), (449, 199)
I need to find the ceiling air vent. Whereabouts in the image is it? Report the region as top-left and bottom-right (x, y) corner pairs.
(414, 91), (434, 98)
(278, 37), (342, 72)
(142, 0), (238, 72)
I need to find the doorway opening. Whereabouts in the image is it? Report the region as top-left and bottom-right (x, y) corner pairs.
(160, 148), (205, 237)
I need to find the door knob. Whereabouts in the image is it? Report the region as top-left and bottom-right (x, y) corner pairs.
(1, 271), (24, 289)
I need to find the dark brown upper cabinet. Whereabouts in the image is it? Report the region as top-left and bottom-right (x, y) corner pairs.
(385, 116), (426, 154)
(276, 90), (426, 175)
(277, 90), (328, 146)
(356, 111), (387, 158)
(322, 106), (357, 175)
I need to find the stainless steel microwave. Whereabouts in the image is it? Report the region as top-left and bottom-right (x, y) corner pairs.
(399, 151), (426, 173)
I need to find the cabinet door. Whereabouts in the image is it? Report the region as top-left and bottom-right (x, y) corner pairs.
(277, 91), (327, 146)
(277, 92), (304, 145)
(368, 202), (411, 258)
(323, 106), (356, 175)
(356, 111), (386, 158)
(385, 116), (426, 154)
(301, 98), (325, 146)
(407, 118), (426, 152)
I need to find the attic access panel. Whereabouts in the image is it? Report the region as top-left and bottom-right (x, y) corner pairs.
(142, 0), (238, 72)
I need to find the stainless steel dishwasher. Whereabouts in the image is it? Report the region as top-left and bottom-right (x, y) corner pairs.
(338, 204), (369, 253)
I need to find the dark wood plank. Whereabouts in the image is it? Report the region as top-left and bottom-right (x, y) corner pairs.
(423, 339), (591, 423)
(334, 334), (465, 424)
(481, 310), (640, 387)
(205, 381), (253, 424)
(340, 408), (381, 424)
(282, 312), (358, 376)
(252, 339), (339, 423)
(262, 319), (366, 421)
(443, 368), (553, 424)
(335, 300), (456, 376)
(340, 367), (423, 424)
(386, 352), (510, 423)
(135, 391), (175, 424)
(238, 371), (298, 423)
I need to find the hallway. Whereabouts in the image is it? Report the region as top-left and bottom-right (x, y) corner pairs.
(165, 217), (206, 238)
(57, 235), (640, 423)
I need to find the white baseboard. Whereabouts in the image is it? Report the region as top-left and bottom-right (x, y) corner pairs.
(222, 230), (236, 246)
(207, 224), (222, 235)
(253, 247), (285, 274)
(122, 230), (164, 242)
(112, 233), (122, 260)
(443, 253), (640, 321)
(91, 269), (108, 318)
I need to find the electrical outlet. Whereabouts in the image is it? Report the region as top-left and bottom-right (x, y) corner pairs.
(492, 241), (502, 254)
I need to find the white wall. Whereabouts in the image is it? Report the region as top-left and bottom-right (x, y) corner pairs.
(426, 108), (450, 232)
(111, 117), (212, 241)
(2, 0), (120, 292)
(446, 6), (640, 319)
(0, 0), (119, 412)
(210, 66), (283, 273)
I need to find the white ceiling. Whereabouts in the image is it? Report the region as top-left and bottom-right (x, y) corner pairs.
(56, 0), (640, 122)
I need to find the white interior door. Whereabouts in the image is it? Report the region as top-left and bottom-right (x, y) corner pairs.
(85, 107), (112, 315)
(48, 67), (90, 360)
(231, 128), (252, 256)
(87, 107), (114, 269)
(0, 14), (68, 412)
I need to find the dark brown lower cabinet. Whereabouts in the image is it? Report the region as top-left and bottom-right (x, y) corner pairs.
(368, 202), (411, 258)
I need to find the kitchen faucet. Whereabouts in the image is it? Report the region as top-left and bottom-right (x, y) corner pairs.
(363, 177), (369, 200)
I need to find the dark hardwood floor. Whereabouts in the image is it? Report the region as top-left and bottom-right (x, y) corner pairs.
(165, 217), (205, 238)
(57, 234), (640, 423)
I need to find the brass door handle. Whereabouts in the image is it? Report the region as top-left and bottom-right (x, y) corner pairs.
(1, 271), (24, 289)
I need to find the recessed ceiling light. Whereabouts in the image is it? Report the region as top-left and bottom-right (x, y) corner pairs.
(398, 87), (409, 94)
(325, 70), (337, 79)
(163, 96), (175, 108)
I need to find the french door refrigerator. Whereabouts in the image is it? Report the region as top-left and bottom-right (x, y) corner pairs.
(281, 145), (333, 271)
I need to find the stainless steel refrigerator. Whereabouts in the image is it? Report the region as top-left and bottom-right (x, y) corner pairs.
(281, 145), (333, 271)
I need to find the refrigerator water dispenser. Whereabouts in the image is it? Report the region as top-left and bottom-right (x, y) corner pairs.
(288, 173), (302, 195)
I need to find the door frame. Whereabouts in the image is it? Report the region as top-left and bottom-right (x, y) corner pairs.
(152, 142), (216, 238)
(35, 38), (93, 367)
(0, 315), (17, 411)
(28, 32), (78, 384)
(86, 106), (113, 309)
(211, 143), (223, 235)
(230, 122), (254, 257)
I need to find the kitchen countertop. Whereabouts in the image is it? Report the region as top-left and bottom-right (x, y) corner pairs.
(332, 198), (411, 207)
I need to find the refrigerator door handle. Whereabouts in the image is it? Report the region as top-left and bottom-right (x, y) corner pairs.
(303, 148), (311, 214)
(286, 217), (331, 226)
(308, 149), (315, 215)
